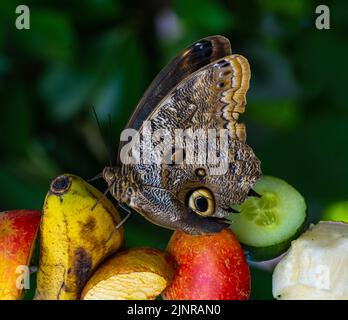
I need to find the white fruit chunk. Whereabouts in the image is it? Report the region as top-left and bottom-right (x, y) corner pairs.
(273, 221), (348, 300)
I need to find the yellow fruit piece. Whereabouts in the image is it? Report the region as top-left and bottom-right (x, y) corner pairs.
(81, 248), (175, 300)
(35, 174), (124, 300)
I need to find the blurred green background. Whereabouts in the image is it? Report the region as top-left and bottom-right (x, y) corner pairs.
(1, 0), (348, 299)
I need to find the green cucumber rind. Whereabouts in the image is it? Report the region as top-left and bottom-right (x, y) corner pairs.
(241, 210), (308, 261)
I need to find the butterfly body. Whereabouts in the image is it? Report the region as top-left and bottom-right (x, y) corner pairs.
(103, 36), (262, 235)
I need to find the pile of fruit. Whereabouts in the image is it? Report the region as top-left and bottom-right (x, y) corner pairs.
(1, 173), (347, 300)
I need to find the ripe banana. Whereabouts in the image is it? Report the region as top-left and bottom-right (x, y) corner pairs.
(273, 221), (348, 300)
(35, 174), (124, 300)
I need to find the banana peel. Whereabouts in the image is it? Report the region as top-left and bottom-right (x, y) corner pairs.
(35, 174), (124, 300)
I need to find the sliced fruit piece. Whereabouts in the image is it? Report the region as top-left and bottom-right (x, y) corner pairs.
(81, 247), (175, 300)
(162, 229), (250, 300)
(0, 210), (41, 300)
(35, 174), (124, 300)
(228, 175), (307, 261)
(273, 221), (348, 300)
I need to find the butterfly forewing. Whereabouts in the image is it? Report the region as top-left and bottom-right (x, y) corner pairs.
(117, 35), (232, 162)
(120, 54), (251, 166)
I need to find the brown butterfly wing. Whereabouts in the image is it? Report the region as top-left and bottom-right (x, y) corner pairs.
(148, 54), (261, 212)
(117, 35), (232, 162)
(140, 54), (251, 141)
(116, 37), (261, 234)
(120, 54), (254, 164)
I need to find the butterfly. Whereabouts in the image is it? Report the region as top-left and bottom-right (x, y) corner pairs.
(102, 35), (261, 235)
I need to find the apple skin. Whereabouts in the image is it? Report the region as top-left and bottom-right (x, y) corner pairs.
(0, 210), (41, 299)
(162, 229), (250, 300)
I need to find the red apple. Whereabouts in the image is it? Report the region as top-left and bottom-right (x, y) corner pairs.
(0, 210), (41, 299)
(163, 229), (250, 300)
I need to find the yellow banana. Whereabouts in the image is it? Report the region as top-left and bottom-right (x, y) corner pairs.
(35, 174), (124, 300)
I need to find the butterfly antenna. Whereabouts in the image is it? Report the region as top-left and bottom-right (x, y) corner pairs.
(87, 172), (103, 183)
(92, 106), (113, 167)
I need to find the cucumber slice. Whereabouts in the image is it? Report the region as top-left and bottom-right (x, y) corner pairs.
(228, 176), (307, 261)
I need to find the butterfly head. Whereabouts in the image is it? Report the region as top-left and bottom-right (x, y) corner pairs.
(102, 166), (139, 205)
(102, 166), (118, 187)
